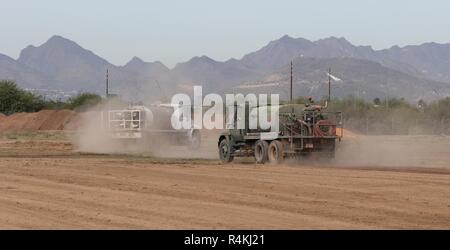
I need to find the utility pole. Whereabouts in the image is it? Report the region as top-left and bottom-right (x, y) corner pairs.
(290, 61), (294, 113)
(106, 69), (109, 98)
(103, 69), (110, 129)
(290, 61), (293, 104)
(328, 68), (331, 102)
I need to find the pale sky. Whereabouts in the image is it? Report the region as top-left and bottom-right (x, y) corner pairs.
(0, 0), (449, 67)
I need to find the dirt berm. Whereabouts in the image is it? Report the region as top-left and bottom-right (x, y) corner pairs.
(0, 110), (81, 132)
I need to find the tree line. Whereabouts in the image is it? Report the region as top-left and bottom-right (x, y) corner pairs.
(294, 95), (450, 134)
(0, 80), (102, 115)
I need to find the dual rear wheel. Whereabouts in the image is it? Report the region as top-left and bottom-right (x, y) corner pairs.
(219, 139), (285, 164)
(268, 140), (284, 164)
(255, 140), (284, 164)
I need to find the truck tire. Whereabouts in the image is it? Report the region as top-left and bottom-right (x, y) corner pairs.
(254, 140), (269, 164)
(219, 139), (234, 163)
(268, 140), (284, 164)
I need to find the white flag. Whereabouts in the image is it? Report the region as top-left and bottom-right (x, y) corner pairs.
(327, 72), (342, 82)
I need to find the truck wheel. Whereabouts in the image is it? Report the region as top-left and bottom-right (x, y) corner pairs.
(268, 140), (284, 164)
(254, 140), (269, 164)
(219, 139), (234, 163)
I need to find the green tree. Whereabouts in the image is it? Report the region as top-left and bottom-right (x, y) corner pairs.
(0, 80), (45, 114)
(67, 93), (102, 111)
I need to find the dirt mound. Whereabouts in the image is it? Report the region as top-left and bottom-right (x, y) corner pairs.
(0, 109), (78, 132)
(40, 110), (76, 130)
(21, 110), (56, 131)
(64, 111), (100, 131)
(0, 112), (29, 132)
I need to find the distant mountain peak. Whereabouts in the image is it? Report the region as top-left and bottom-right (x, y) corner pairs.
(172, 55), (219, 73)
(316, 36), (351, 45)
(44, 35), (80, 48)
(18, 35), (85, 58)
(17, 34), (110, 78)
(279, 34), (294, 40)
(125, 56), (145, 66)
(131, 56), (144, 61)
(199, 55), (214, 60)
(124, 56), (169, 72)
(189, 55), (216, 64)
(48, 35), (69, 42)
(270, 35), (311, 45)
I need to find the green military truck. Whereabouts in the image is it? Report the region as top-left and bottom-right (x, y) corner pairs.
(217, 102), (343, 164)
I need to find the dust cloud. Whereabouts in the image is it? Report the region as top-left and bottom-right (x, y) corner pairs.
(70, 100), (449, 167)
(333, 135), (450, 168)
(72, 109), (124, 154)
(71, 102), (220, 159)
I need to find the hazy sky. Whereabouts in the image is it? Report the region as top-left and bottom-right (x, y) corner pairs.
(1, 0), (449, 67)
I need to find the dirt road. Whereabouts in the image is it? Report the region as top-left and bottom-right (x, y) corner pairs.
(0, 137), (449, 229)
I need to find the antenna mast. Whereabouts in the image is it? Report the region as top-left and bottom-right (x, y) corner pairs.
(328, 68), (331, 102)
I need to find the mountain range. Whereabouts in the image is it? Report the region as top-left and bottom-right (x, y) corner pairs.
(1, 35), (450, 103)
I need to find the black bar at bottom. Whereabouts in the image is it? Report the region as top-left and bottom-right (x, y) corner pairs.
(0, 230), (447, 249)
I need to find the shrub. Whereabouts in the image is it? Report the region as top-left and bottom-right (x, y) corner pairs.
(0, 80), (45, 114)
(66, 93), (102, 111)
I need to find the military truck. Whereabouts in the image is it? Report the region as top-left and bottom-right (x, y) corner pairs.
(217, 101), (343, 164)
